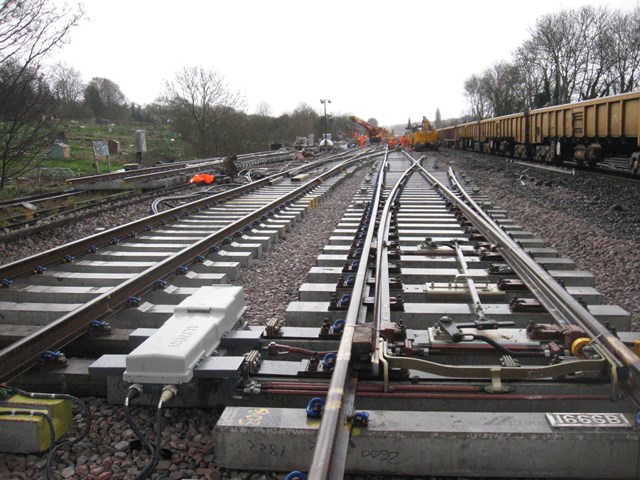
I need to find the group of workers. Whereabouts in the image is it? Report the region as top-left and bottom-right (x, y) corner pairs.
(387, 134), (413, 151)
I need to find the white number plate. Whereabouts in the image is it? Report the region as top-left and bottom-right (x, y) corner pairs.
(546, 413), (632, 428)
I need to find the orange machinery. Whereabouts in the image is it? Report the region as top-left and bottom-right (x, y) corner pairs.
(349, 116), (387, 144)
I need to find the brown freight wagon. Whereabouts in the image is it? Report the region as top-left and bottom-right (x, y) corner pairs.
(477, 112), (527, 157)
(454, 122), (479, 151)
(437, 126), (456, 148)
(527, 91), (640, 165)
(440, 91), (640, 167)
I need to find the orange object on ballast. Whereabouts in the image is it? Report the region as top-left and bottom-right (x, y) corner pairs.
(189, 174), (215, 184)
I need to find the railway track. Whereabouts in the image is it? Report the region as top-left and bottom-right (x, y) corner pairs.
(0, 150), (298, 238)
(0, 190), (84, 210)
(65, 149), (294, 190)
(1, 148), (639, 479)
(0, 149), (372, 382)
(0, 188), (188, 244)
(214, 151), (640, 478)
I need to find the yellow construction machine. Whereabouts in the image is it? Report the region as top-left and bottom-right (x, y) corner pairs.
(412, 116), (439, 151)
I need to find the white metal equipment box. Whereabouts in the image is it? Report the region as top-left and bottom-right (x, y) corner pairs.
(123, 286), (245, 384)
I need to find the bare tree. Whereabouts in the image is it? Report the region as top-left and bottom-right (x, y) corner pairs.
(482, 61), (526, 116)
(163, 66), (245, 158)
(0, 64), (56, 188)
(525, 6), (613, 104)
(0, 0), (84, 189)
(514, 40), (552, 108)
(434, 108), (442, 128)
(528, 11), (577, 104)
(289, 102), (317, 139)
(255, 101), (272, 117)
(0, 0), (83, 71)
(244, 101), (274, 152)
(49, 62), (85, 118)
(573, 6), (613, 100)
(330, 114), (357, 142)
(84, 77), (128, 120)
(144, 100), (172, 126)
(605, 7), (640, 94)
(470, 4), (639, 118)
(463, 74), (491, 119)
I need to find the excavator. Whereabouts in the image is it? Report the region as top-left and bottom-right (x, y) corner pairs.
(349, 116), (386, 144)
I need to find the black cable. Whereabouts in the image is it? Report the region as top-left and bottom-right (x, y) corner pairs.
(136, 394), (168, 479)
(123, 386), (158, 480)
(470, 334), (543, 357)
(151, 403), (163, 474)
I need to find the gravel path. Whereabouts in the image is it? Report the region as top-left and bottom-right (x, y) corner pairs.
(1, 151), (639, 479)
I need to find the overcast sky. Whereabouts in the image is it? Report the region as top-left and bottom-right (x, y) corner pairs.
(53, 0), (639, 126)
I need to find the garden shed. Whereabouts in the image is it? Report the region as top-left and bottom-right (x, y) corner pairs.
(48, 142), (70, 159)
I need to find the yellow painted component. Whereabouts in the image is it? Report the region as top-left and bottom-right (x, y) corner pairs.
(306, 418), (321, 428)
(631, 341), (640, 357)
(425, 282), (506, 302)
(306, 195), (319, 208)
(291, 173), (310, 182)
(325, 400), (343, 411)
(0, 394), (72, 453)
(571, 337), (592, 357)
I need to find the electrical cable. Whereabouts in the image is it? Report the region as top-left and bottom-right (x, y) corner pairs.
(123, 384), (176, 480)
(268, 344), (337, 357)
(123, 385), (157, 480)
(469, 334), (543, 357)
(150, 400), (163, 476)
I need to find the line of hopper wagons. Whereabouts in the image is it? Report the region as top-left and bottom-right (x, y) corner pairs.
(435, 91), (640, 168)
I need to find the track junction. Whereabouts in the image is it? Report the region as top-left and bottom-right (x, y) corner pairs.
(1, 147), (639, 479)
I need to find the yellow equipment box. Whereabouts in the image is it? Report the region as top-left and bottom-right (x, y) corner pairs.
(0, 393), (73, 453)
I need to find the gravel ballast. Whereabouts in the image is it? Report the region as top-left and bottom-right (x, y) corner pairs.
(1, 151), (639, 479)
(438, 149), (640, 330)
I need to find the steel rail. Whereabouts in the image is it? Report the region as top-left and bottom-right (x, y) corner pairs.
(65, 157), (224, 185)
(307, 148), (389, 479)
(120, 151), (298, 184)
(325, 151), (411, 479)
(0, 190), (82, 209)
(0, 156), (367, 383)
(0, 189), (152, 238)
(409, 156), (640, 405)
(371, 163), (416, 388)
(0, 157), (347, 281)
(442, 165), (640, 400)
(65, 150), (291, 186)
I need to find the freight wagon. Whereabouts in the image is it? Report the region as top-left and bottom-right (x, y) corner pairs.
(439, 91), (640, 167)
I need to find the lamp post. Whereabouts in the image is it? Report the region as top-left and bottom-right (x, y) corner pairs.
(320, 99), (331, 150)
